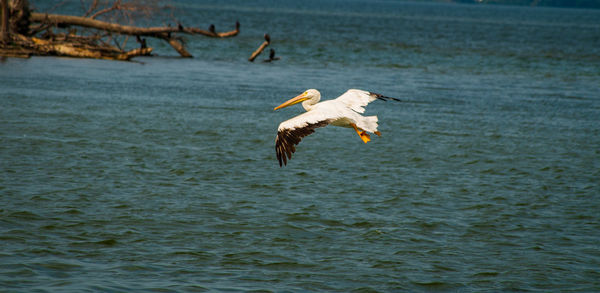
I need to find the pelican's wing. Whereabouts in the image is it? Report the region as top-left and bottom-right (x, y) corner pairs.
(335, 89), (400, 113)
(275, 111), (335, 167)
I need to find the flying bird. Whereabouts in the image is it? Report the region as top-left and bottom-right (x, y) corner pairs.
(273, 89), (400, 166)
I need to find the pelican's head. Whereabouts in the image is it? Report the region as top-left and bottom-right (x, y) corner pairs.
(274, 89), (321, 110)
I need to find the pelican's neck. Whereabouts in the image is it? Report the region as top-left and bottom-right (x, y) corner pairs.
(302, 93), (320, 111)
(302, 100), (315, 111)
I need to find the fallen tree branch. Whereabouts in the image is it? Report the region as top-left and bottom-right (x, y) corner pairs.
(163, 35), (190, 57)
(30, 12), (239, 38)
(1, 1), (240, 60)
(248, 33), (270, 62)
(11, 34), (151, 60)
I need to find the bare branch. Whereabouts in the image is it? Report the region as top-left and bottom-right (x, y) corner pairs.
(248, 33), (270, 62)
(3, 2), (240, 60)
(30, 12), (239, 38)
(90, 1), (129, 20)
(82, 0), (99, 17)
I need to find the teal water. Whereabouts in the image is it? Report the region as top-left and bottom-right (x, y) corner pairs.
(2, 1), (600, 291)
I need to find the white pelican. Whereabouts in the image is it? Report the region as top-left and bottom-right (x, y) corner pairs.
(273, 89), (400, 166)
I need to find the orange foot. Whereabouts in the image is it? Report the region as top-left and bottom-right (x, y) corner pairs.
(359, 131), (371, 143)
(351, 123), (371, 143)
(375, 131), (381, 137)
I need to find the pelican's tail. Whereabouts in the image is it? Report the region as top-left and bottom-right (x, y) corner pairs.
(358, 115), (379, 134)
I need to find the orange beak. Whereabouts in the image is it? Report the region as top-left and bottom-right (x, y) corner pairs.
(274, 92), (309, 110)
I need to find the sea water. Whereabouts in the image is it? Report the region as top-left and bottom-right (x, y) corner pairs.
(1, 1), (599, 291)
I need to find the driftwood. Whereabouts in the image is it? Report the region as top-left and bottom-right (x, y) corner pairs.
(248, 33), (270, 62)
(0, 0), (240, 60)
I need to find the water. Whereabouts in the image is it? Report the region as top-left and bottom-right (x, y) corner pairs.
(2, 1), (600, 291)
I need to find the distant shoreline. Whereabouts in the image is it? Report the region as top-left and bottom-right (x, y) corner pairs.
(425, 0), (600, 9)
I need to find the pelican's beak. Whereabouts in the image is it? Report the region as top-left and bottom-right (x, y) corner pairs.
(274, 92), (309, 110)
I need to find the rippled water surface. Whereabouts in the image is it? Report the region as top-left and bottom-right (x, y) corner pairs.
(2, 1), (600, 291)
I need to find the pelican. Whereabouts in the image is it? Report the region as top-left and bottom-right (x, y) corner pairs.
(273, 89), (400, 166)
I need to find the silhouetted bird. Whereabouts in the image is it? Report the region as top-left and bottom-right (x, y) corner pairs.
(269, 48), (276, 60)
(136, 35), (147, 49)
(264, 48), (280, 62)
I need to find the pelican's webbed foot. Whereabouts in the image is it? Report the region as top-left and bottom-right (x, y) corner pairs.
(351, 123), (371, 143)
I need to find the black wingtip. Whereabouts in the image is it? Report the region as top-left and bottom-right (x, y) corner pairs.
(370, 92), (401, 102)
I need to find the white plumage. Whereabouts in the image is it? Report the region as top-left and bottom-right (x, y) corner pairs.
(273, 89), (399, 166)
